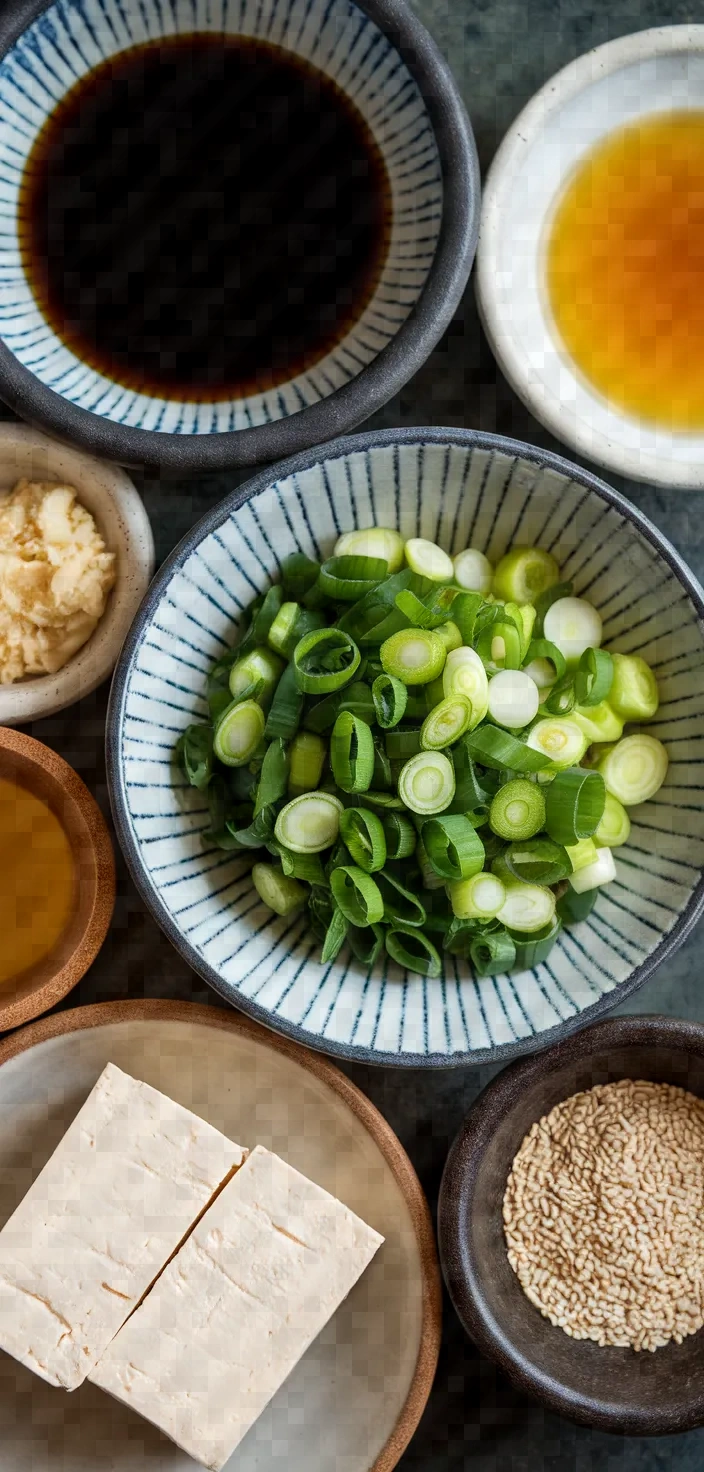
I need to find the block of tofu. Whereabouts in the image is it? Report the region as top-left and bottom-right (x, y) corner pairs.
(0, 1062), (245, 1391)
(90, 1144), (384, 1471)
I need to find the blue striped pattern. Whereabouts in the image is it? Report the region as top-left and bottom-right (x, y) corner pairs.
(114, 437), (704, 1062)
(0, 0), (441, 435)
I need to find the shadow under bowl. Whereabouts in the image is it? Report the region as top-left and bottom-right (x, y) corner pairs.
(438, 1013), (704, 1435)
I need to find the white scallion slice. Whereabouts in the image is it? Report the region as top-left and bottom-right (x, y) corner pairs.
(568, 845), (617, 894)
(543, 597), (603, 666)
(493, 547), (560, 603)
(572, 701), (623, 744)
(526, 717), (588, 768)
(453, 548), (493, 593)
(487, 669), (540, 729)
(443, 646), (489, 726)
(420, 695), (472, 750)
(404, 537), (454, 582)
(274, 792), (343, 853)
(609, 652), (659, 721)
(334, 527), (404, 573)
(565, 838), (598, 873)
(447, 871), (506, 920)
(229, 646), (283, 702)
(398, 751), (455, 815)
(435, 619), (462, 654)
(597, 734), (668, 806)
(497, 881), (556, 933)
(213, 699), (265, 766)
(252, 863), (307, 916)
(595, 792), (631, 847)
(524, 657), (556, 690)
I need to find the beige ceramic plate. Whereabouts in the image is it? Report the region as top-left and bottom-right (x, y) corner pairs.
(0, 1000), (441, 1472)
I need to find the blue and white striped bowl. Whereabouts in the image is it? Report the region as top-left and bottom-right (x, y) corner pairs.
(107, 429), (704, 1066)
(0, 0), (477, 471)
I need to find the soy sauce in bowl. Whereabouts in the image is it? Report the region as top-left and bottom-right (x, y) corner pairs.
(18, 35), (392, 401)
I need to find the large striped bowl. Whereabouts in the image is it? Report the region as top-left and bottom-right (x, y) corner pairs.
(107, 429), (704, 1066)
(0, 0), (477, 470)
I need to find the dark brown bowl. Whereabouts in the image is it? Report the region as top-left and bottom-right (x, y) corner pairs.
(437, 1015), (704, 1435)
(0, 728), (115, 1031)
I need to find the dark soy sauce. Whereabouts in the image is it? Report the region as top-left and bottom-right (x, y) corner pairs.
(19, 36), (391, 401)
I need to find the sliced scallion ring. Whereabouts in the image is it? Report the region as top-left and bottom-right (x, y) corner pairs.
(274, 792), (343, 853)
(595, 791), (631, 847)
(381, 810), (417, 860)
(497, 882), (556, 934)
(228, 646), (284, 709)
(334, 527), (404, 573)
(376, 870), (427, 926)
(293, 627), (361, 694)
(574, 647), (614, 707)
(380, 627), (446, 685)
(489, 779), (546, 841)
(442, 646), (488, 726)
(493, 546), (560, 604)
(420, 694), (472, 750)
(511, 917), (562, 970)
(267, 603), (325, 659)
(385, 925), (442, 977)
(557, 886), (598, 925)
(572, 701), (623, 744)
(532, 580), (574, 636)
(372, 673), (408, 728)
(526, 716), (588, 768)
(347, 921), (386, 966)
(330, 864), (384, 925)
(252, 863), (307, 917)
(287, 731), (326, 796)
(330, 711), (375, 793)
(504, 837), (571, 885)
(542, 673), (576, 716)
(404, 537), (454, 582)
(470, 927), (517, 976)
(339, 807), (386, 873)
(384, 726), (423, 760)
(435, 620), (462, 654)
(318, 555), (388, 601)
(453, 547), (493, 592)
(255, 736), (289, 812)
(523, 638), (567, 684)
(463, 725), (551, 773)
(544, 767), (606, 845)
(280, 552), (320, 601)
(597, 734), (668, 805)
(420, 814), (485, 881)
(320, 906), (348, 963)
(395, 585), (458, 629)
(565, 838), (598, 873)
(543, 597), (603, 666)
(264, 662), (304, 741)
(487, 669), (540, 729)
(568, 845), (617, 894)
(447, 871), (506, 921)
(398, 751), (455, 815)
(213, 699), (265, 766)
(609, 652), (659, 721)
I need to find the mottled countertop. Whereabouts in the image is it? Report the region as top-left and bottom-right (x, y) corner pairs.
(13, 1), (704, 1468)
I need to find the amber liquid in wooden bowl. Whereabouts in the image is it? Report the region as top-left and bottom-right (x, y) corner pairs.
(0, 778), (75, 985)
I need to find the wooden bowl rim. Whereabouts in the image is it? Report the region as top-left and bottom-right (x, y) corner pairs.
(0, 997), (442, 1471)
(0, 727), (115, 1030)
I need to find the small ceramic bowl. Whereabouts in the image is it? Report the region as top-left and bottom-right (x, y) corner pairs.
(438, 1014), (704, 1435)
(0, 0), (478, 473)
(106, 426), (704, 1068)
(0, 727), (115, 1031)
(476, 25), (704, 489)
(0, 424), (154, 725)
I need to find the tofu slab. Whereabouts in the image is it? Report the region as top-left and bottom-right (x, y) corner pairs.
(0, 1062), (245, 1390)
(90, 1144), (384, 1471)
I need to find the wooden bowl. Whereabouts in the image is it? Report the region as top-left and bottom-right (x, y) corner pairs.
(0, 728), (115, 1030)
(438, 1015), (704, 1435)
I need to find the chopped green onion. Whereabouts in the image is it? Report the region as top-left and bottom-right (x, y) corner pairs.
(384, 727), (422, 762)
(565, 838), (598, 873)
(493, 546), (560, 604)
(280, 552), (320, 601)
(372, 673), (408, 728)
(386, 925), (442, 977)
(273, 846), (326, 884)
(595, 792), (631, 847)
(557, 886), (597, 925)
(339, 807), (386, 872)
(213, 699), (265, 766)
(335, 527), (405, 573)
(381, 811), (417, 860)
(330, 711), (375, 793)
(497, 882), (556, 933)
(177, 723), (213, 790)
(421, 814), (485, 881)
(228, 646), (284, 709)
(448, 871), (506, 920)
(609, 652), (659, 721)
(442, 646), (489, 725)
(304, 680), (375, 733)
(250, 585), (284, 645)
(420, 694), (472, 750)
(347, 921), (386, 966)
(526, 716), (588, 768)
(404, 537), (454, 582)
(252, 863), (307, 917)
(308, 884), (334, 940)
(504, 837), (571, 885)
(575, 647), (613, 707)
(569, 845), (617, 894)
(255, 736), (289, 811)
(452, 592), (484, 645)
(511, 917), (562, 970)
(288, 732), (326, 796)
(523, 638), (567, 684)
(358, 789), (406, 811)
(336, 568), (429, 645)
(371, 736), (394, 790)
(330, 865), (384, 925)
(463, 725), (550, 773)
(542, 673), (576, 716)
(453, 547), (493, 592)
(267, 604), (325, 659)
(264, 662), (304, 740)
(320, 906), (347, 963)
(544, 767), (606, 845)
(294, 627), (361, 694)
(487, 669), (540, 729)
(318, 555), (388, 601)
(572, 700), (624, 744)
(376, 869), (427, 927)
(395, 585), (458, 628)
(435, 619), (463, 653)
(532, 580), (574, 636)
(543, 597), (603, 666)
(380, 627), (446, 685)
(597, 734), (668, 806)
(398, 751), (455, 815)
(274, 792), (343, 852)
(489, 779), (546, 840)
(470, 927), (517, 975)
(512, 603), (537, 656)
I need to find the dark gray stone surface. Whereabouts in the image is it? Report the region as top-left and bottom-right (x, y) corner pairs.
(10, 2), (704, 1466)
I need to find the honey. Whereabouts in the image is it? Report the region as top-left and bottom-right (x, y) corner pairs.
(0, 778), (75, 983)
(546, 111), (704, 429)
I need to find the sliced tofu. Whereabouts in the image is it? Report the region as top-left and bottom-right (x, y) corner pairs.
(0, 1062), (245, 1390)
(90, 1144), (384, 1471)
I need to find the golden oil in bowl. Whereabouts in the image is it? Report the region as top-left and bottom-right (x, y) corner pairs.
(546, 110), (704, 430)
(0, 777), (75, 984)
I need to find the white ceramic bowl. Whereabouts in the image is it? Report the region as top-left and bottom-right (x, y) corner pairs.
(107, 428), (704, 1068)
(476, 25), (704, 489)
(0, 425), (154, 724)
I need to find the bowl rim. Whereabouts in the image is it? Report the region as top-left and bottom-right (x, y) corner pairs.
(475, 24), (704, 489)
(0, 727), (116, 1030)
(437, 1012), (704, 1433)
(106, 425), (704, 1069)
(0, 0), (479, 472)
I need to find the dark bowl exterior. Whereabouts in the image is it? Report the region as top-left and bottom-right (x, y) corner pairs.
(0, 0), (479, 473)
(438, 1014), (704, 1434)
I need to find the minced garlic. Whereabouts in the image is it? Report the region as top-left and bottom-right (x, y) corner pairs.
(0, 479), (116, 683)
